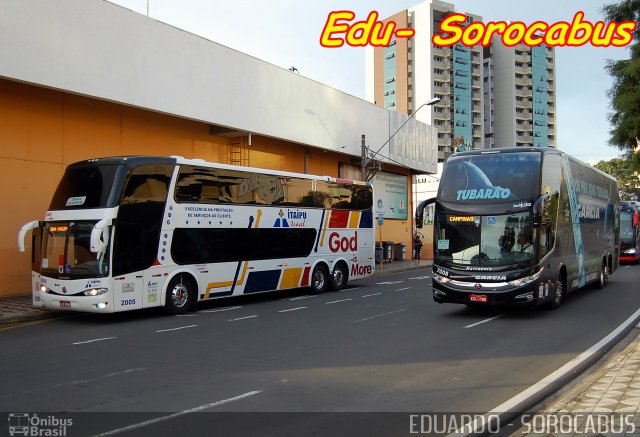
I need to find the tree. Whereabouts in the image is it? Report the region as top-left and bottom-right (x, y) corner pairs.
(594, 157), (640, 200)
(602, 1), (640, 170)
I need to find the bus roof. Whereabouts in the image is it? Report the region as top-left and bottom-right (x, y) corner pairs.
(449, 147), (617, 183)
(68, 155), (371, 186)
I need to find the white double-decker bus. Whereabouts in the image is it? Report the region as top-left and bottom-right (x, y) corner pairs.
(19, 156), (375, 314)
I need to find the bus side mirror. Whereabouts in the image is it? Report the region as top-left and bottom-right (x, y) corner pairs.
(415, 198), (436, 229)
(90, 219), (112, 253)
(18, 221), (40, 252)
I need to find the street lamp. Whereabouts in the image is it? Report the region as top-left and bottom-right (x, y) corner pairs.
(362, 97), (441, 180)
(369, 97), (441, 161)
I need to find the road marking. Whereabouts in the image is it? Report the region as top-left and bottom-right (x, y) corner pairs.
(395, 287), (411, 292)
(326, 299), (352, 305)
(463, 314), (505, 329)
(278, 307), (307, 313)
(361, 293), (382, 298)
(228, 315), (258, 322)
(201, 306), (242, 313)
(354, 309), (407, 323)
(155, 325), (197, 333)
(409, 275), (431, 280)
(376, 281), (404, 285)
(176, 314), (197, 317)
(0, 313), (85, 331)
(72, 336), (117, 345)
(289, 295), (316, 301)
(21, 368), (147, 396)
(94, 390), (263, 436)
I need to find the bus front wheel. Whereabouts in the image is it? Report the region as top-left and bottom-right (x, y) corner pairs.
(310, 264), (329, 294)
(165, 275), (196, 315)
(548, 275), (564, 310)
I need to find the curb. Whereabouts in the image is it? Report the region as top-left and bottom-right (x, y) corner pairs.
(374, 262), (432, 276)
(0, 310), (63, 327)
(452, 307), (640, 436)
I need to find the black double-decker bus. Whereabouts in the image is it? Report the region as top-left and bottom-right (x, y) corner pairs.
(416, 148), (620, 309)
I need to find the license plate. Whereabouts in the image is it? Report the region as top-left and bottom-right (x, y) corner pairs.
(469, 294), (488, 303)
(60, 301), (71, 308)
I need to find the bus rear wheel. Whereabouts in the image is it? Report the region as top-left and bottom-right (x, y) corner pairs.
(329, 263), (348, 291)
(164, 275), (196, 315)
(310, 264), (329, 294)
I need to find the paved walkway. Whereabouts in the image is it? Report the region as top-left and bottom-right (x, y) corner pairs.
(516, 324), (640, 436)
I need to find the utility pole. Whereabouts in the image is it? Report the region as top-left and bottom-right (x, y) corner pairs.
(361, 134), (367, 182)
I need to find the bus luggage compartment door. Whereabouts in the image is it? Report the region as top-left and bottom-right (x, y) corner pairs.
(114, 274), (143, 311)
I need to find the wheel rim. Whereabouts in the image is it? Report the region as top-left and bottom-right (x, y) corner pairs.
(313, 269), (326, 290)
(333, 268), (344, 287)
(171, 283), (189, 308)
(554, 279), (563, 304)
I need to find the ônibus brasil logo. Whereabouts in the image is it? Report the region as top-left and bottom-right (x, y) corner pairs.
(8, 413), (73, 436)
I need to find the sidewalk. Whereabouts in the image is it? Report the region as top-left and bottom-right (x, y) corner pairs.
(515, 324), (640, 436)
(0, 259), (433, 326)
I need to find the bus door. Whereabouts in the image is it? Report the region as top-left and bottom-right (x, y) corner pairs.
(112, 164), (174, 311)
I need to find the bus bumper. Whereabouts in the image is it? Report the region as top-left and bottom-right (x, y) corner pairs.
(620, 253), (640, 263)
(432, 279), (550, 307)
(40, 292), (115, 313)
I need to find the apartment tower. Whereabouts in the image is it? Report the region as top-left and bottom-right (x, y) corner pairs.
(366, 0), (557, 162)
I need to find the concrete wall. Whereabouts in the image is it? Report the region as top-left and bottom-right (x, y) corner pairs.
(0, 0), (436, 174)
(0, 0), (438, 297)
(2, 78), (391, 297)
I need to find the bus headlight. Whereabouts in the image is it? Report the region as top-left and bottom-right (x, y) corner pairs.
(40, 285), (48, 293)
(623, 248), (637, 255)
(84, 288), (108, 296)
(509, 268), (543, 287)
(433, 273), (451, 284)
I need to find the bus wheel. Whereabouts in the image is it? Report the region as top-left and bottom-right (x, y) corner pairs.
(310, 264), (329, 294)
(164, 275), (196, 315)
(548, 276), (564, 310)
(329, 263), (348, 291)
(596, 262), (608, 289)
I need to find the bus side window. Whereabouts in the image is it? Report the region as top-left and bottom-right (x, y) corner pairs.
(122, 175), (168, 204)
(538, 195), (557, 257)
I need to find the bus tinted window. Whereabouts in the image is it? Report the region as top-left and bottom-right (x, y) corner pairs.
(175, 165), (373, 211)
(49, 164), (126, 210)
(121, 165), (172, 204)
(438, 152), (541, 203)
(171, 228), (317, 264)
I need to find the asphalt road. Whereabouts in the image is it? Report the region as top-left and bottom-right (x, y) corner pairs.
(1, 264), (639, 436)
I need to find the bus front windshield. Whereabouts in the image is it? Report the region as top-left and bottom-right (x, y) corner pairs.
(620, 211), (635, 243)
(435, 212), (535, 267)
(39, 221), (110, 279)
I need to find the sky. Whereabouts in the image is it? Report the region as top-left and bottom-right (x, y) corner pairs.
(107, 0), (632, 165)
